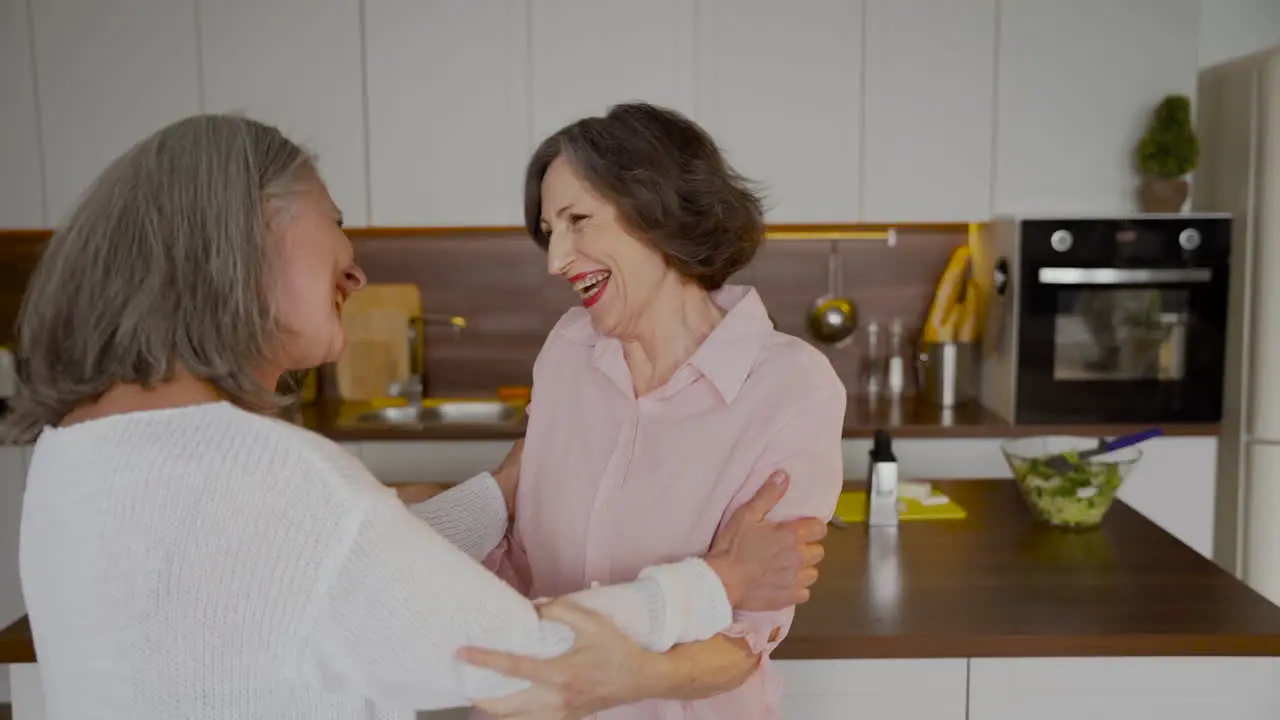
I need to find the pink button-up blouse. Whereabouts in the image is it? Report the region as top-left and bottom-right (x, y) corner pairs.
(484, 285), (847, 719)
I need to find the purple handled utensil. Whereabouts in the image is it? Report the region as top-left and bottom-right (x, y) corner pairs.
(1042, 428), (1164, 474)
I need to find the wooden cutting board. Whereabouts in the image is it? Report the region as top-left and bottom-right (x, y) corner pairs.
(336, 283), (422, 402)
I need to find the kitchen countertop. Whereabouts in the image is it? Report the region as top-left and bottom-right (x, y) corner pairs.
(0, 396), (1219, 448)
(775, 480), (1280, 659)
(292, 397), (1221, 442)
(5, 480), (1276, 666)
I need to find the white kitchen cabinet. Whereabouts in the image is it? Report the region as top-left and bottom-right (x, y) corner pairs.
(992, 0), (1200, 215)
(359, 439), (515, 485)
(776, 659), (968, 720)
(1115, 436), (1218, 558)
(197, 0), (368, 225)
(968, 657), (1280, 720)
(842, 437), (1012, 481)
(695, 0), (863, 223)
(364, 0), (529, 226)
(861, 0), (996, 222)
(337, 441), (363, 460)
(0, 0), (45, 229)
(529, 0), (696, 142)
(30, 0), (201, 226)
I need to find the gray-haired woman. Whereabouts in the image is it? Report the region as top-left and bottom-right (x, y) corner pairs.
(5, 114), (827, 720)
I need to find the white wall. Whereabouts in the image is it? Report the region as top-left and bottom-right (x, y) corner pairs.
(1200, 0), (1280, 67)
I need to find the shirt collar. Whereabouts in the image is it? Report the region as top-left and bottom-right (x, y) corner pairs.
(555, 285), (775, 405)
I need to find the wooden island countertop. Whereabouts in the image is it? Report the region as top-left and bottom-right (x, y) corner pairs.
(775, 480), (1280, 659)
(4, 481), (1278, 667)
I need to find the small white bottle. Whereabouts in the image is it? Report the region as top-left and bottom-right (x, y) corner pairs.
(866, 429), (900, 527)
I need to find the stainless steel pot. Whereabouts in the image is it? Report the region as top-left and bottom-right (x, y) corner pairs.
(917, 341), (977, 407)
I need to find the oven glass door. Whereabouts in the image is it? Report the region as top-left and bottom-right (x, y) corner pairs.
(1017, 266), (1227, 423)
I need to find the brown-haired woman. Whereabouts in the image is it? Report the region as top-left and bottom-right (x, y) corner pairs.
(468, 103), (848, 719)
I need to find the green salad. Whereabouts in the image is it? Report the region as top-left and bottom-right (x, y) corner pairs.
(1010, 450), (1125, 528)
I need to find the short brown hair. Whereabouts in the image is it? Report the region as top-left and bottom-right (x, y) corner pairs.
(524, 102), (765, 291)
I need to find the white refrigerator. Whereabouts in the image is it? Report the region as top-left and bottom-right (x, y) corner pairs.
(1196, 45), (1280, 603)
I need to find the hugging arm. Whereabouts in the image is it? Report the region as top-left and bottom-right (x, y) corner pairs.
(299, 485), (734, 712)
(407, 472), (510, 561)
(404, 437), (524, 562)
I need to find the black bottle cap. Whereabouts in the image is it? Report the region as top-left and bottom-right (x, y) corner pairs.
(870, 428), (896, 463)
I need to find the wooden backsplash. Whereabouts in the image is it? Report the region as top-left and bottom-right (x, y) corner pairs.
(0, 228), (966, 396)
(344, 228), (966, 396)
(0, 234), (47, 348)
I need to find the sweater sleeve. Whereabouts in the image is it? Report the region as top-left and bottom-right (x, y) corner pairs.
(299, 486), (733, 712)
(408, 472), (509, 562)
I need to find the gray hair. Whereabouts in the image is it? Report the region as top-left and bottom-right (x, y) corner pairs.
(1, 113), (319, 443)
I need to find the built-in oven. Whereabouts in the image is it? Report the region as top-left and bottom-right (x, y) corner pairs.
(976, 214), (1232, 424)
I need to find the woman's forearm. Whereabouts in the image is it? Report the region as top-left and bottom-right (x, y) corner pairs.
(305, 492), (736, 711)
(648, 635), (761, 701)
(407, 472), (509, 561)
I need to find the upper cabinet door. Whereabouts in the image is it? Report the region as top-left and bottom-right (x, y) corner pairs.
(993, 0), (1200, 215)
(31, 0), (201, 225)
(862, 0), (996, 222)
(365, 0), (529, 227)
(696, 0), (863, 224)
(0, 0), (45, 229)
(198, 0), (368, 225)
(529, 0), (696, 142)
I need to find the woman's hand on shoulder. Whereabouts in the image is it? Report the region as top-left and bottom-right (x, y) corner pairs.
(704, 470), (827, 612)
(491, 437), (524, 519)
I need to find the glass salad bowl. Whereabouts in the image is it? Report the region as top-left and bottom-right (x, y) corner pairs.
(1000, 435), (1142, 530)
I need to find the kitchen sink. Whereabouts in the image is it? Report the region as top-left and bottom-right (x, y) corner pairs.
(350, 399), (523, 427)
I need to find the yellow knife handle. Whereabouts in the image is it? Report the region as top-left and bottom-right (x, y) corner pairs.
(922, 245), (971, 344)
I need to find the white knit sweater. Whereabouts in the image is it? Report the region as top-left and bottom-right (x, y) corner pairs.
(18, 402), (733, 719)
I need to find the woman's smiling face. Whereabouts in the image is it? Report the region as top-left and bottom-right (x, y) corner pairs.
(270, 181), (367, 370)
(538, 155), (678, 339)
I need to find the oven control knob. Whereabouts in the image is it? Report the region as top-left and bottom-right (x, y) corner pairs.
(1050, 229), (1074, 252)
(1179, 228), (1202, 251)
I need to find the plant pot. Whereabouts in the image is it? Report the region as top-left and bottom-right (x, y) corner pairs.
(1139, 176), (1189, 213)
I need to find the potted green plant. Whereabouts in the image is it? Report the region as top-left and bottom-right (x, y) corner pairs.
(1135, 94), (1199, 213)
